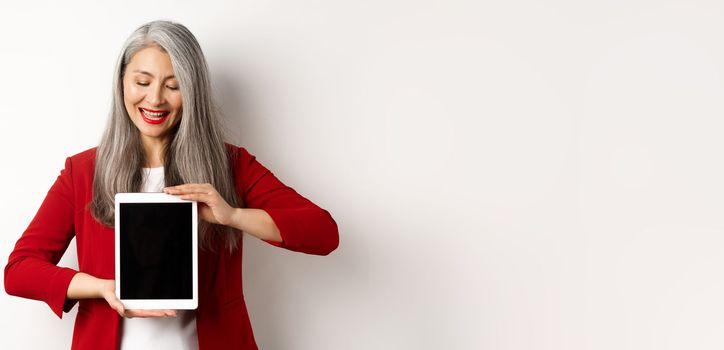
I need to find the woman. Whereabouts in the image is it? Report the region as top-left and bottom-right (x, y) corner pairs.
(4, 20), (339, 350)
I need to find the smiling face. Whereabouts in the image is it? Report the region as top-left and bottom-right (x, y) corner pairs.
(122, 45), (183, 144)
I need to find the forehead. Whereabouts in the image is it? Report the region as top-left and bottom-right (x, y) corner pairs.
(126, 46), (175, 78)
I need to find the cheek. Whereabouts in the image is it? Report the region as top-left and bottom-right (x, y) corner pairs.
(170, 95), (183, 113)
(123, 84), (144, 106)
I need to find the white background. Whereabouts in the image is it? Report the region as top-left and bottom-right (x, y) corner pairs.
(2, 1), (724, 349)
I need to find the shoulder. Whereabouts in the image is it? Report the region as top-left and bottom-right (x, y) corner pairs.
(67, 147), (97, 171)
(46, 146), (96, 194)
(69, 147), (97, 162)
(223, 143), (271, 190)
(51, 147), (97, 186)
(223, 142), (256, 166)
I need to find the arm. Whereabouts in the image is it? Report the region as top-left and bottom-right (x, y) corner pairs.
(65, 273), (175, 318)
(4, 157), (79, 318)
(4, 157), (174, 319)
(235, 147), (339, 255)
(66, 272), (106, 299)
(228, 208), (282, 243)
(165, 147), (339, 255)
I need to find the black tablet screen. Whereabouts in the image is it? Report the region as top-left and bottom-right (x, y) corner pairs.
(119, 202), (193, 299)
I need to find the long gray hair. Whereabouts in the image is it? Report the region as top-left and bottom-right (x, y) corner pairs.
(90, 20), (242, 252)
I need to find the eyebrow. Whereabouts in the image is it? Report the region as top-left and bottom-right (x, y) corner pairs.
(132, 69), (176, 80)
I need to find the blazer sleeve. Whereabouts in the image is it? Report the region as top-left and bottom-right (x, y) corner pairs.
(235, 147), (339, 256)
(4, 157), (79, 319)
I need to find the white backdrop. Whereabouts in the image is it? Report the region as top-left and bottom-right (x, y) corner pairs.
(2, 1), (724, 349)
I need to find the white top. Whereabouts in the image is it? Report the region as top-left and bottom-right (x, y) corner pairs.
(119, 166), (199, 350)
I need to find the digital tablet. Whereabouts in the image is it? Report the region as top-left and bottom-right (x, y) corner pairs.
(114, 192), (198, 309)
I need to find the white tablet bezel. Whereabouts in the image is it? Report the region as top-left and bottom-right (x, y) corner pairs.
(114, 192), (198, 310)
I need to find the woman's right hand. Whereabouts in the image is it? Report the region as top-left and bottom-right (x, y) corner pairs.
(68, 272), (177, 318)
(99, 279), (177, 318)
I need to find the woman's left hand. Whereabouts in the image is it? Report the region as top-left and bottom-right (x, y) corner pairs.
(164, 183), (236, 226)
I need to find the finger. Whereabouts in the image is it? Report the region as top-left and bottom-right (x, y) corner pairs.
(164, 183), (201, 190)
(166, 188), (215, 196)
(164, 185), (210, 193)
(179, 193), (214, 202)
(126, 310), (163, 317)
(105, 294), (126, 316)
(198, 205), (220, 224)
(140, 309), (176, 317)
(164, 183), (214, 194)
(114, 303), (125, 317)
(154, 309), (177, 317)
(125, 309), (168, 318)
(144, 309), (169, 317)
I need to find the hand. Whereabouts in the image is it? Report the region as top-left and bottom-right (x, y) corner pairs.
(100, 279), (177, 318)
(164, 183), (236, 226)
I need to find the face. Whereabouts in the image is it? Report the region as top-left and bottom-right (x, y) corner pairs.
(123, 46), (182, 142)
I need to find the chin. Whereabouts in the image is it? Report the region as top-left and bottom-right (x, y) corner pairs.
(134, 119), (177, 136)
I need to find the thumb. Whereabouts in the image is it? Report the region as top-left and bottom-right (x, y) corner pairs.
(105, 293), (126, 316)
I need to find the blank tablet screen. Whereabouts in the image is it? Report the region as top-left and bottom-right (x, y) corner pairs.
(119, 202), (193, 299)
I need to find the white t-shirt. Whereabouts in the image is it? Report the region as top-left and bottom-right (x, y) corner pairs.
(119, 166), (199, 350)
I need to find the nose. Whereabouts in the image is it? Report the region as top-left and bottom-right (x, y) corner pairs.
(145, 84), (165, 106)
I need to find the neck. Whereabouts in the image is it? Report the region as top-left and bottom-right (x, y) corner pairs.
(140, 135), (168, 168)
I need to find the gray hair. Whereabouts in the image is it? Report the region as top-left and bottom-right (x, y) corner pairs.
(90, 20), (242, 252)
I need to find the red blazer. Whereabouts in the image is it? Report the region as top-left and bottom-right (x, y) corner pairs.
(4, 144), (339, 349)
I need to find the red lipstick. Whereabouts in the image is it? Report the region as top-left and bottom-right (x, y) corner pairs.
(139, 107), (170, 125)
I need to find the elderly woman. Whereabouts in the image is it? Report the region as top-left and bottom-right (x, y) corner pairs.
(4, 20), (339, 350)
